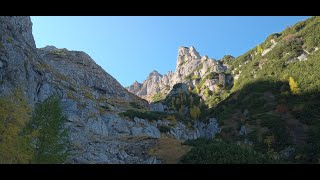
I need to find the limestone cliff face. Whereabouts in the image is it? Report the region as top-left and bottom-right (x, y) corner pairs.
(0, 16), (158, 164)
(127, 46), (229, 102)
(37, 46), (134, 102)
(0, 16), (40, 106)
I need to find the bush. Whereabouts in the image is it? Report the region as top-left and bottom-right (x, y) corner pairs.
(68, 85), (77, 92)
(289, 77), (301, 95)
(221, 55), (235, 63)
(84, 92), (94, 100)
(184, 73), (194, 80)
(159, 125), (171, 133)
(119, 109), (167, 121)
(190, 106), (201, 120)
(7, 37), (13, 43)
(191, 74), (199, 80)
(152, 92), (163, 102)
(180, 138), (276, 164)
(234, 69), (240, 75)
(129, 102), (143, 109)
(259, 114), (290, 150)
(257, 45), (263, 54)
(205, 72), (219, 80)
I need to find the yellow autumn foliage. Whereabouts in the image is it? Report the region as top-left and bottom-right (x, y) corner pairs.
(289, 77), (301, 95)
(0, 89), (33, 163)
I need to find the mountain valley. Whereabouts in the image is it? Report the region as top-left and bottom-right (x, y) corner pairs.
(1, 16), (320, 164)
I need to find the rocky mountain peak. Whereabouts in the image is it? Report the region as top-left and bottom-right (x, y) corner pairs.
(127, 81), (143, 94)
(178, 46), (188, 56)
(178, 46), (199, 56)
(189, 46), (201, 59)
(128, 45), (230, 102)
(178, 46), (200, 59)
(148, 70), (162, 78)
(177, 46), (201, 70)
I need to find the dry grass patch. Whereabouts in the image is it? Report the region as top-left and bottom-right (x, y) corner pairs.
(148, 136), (191, 164)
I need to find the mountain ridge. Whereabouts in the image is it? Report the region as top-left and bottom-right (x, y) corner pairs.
(1, 16), (217, 164)
(127, 46), (230, 103)
(1, 16), (320, 164)
(128, 16), (320, 163)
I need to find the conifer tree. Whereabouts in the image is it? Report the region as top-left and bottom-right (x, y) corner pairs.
(25, 96), (69, 164)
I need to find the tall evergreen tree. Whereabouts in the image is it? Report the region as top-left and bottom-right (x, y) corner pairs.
(24, 96), (69, 164)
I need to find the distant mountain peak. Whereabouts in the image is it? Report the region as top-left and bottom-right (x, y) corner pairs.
(133, 80), (140, 84)
(178, 46), (200, 59)
(149, 70), (162, 77)
(128, 45), (228, 102)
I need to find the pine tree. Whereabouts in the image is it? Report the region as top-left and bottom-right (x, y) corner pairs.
(170, 97), (175, 110)
(289, 77), (301, 95)
(24, 96), (69, 164)
(189, 95), (194, 107)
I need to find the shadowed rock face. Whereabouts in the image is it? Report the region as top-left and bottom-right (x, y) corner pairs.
(127, 46), (229, 102)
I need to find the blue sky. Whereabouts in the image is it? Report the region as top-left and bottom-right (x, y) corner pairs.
(31, 16), (309, 87)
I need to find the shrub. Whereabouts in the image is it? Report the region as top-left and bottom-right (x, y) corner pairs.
(234, 69), (240, 75)
(129, 102), (143, 109)
(84, 92), (94, 100)
(275, 104), (288, 113)
(289, 77), (301, 95)
(180, 138), (276, 164)
(68, 85), (77, 92)
(184, 74), (192, 80)
(205, 72), (219, 80)
(52, 49), (67, 56)
(221, 55), (235, 63)
(259, 114), (290, 150)
(190, 106), (201, 120)
(257, 45), (263, 54)
(194, 63), (203, 71)
(159, 125), (171, 133)
(152, 92), (163, 102)
(67, 91), (76, 99)
(191, 74), (199, 80)
(7, 37), (13, 43)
